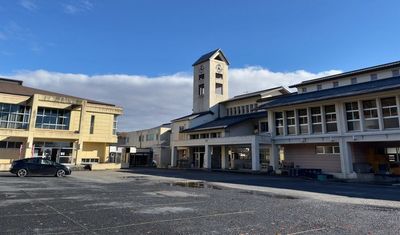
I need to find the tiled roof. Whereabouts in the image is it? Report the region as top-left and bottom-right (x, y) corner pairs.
(290, 60), (400, 88)
(181, 111), (266, 133)
(0, 78), (114, 106)
(260, 76), (400, 109)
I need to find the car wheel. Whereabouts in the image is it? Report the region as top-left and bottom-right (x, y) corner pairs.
(17, 169), (28, 177)
(56, 169), (66, 177)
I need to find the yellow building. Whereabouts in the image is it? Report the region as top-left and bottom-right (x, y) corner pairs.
(0, 77), (123, 170)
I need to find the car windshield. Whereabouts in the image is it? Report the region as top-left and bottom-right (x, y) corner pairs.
(40, 159), (54, 165)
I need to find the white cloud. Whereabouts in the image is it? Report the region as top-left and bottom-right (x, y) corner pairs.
(19, 0), (38, 11)
(62, 0), (93, 14)
(4, 67), (340, 131)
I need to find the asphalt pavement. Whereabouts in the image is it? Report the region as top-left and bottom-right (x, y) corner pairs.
(0, 169), (399, 234)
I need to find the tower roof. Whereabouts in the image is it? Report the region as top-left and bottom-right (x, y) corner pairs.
(192, 48), (230, 66)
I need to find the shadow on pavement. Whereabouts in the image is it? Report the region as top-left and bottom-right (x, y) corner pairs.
(119, 168), (400, 202)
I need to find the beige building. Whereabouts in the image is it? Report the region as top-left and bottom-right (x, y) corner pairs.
(170, 49), (400, 179)
(118, 124), (171, 168)
(0, 78), (123, 170)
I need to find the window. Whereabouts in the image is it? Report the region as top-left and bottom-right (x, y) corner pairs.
(385, 147), (400, 162)
(250, 104), (254, 112)
(381, 97), (399, 129)
(241, 106), (245, 114)
(333, 81), (339, 88)
(363, 100), (379, 130)
(0, 103), (31, 129)
(237, 106), (241, 115)
(275, 112), (284, 136)
(316, 145), (340, 155)
(233, 107), (237, 115)
(325, 105), (337, 132)
(260, 121), (268, 133)
(301, 87), (307, 93)
(392, 69), (400, 77)
(190, 134), (199, 139)
(199, 74), (204, 80)
(215, 73), (223, 79)
(81, 158), (99, 163)
(317, 84), (322, 90)
(246, 105), (250, 113)
(35, 107), (70, 130)
(311, 107), (322, 134)
(351, 77), (357, 84)
(215, 83), (223, 95)
(370, 74), (378, 81)
(199, 84), (205, 96)
(345, 102), (360, 131)
(210, 132), (221, 138)
(200, 133), (208, 139)
(0, 141), (23, 149)
(286, 111), (296, 135)
(113, 115), (118, 135)
(298, 109), (308, 134)
(90, 115), (95, 134)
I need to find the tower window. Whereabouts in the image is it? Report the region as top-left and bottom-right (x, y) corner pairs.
(216, 73), (223, 79)
(199, 84), (205, 96)
(199, 74), (204, 80)
(216, 83), (223, 95)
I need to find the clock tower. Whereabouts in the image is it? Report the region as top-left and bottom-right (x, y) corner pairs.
(192, 49), (229, 113)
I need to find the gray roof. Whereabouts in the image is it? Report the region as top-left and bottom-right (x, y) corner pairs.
(181, 111), (266, 133)
(220, 86), (289, 104)
(0, 78), (114, 106)
(171, 111), (214, 122)
(260, 76), (400, 109)
(290, 60), (400, 88)
(192, 49), (230, 66)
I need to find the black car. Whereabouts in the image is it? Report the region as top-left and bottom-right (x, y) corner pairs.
(10, 158), (72, 177)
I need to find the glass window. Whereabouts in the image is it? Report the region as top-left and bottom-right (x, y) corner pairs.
(215, 83), (223, 95)
(286, 111), (295, 135)
(381, 97), (399, 129)
(325, 105), (337, 132)
(316, 145), (340, 155)
(199, 84), (205, 96)
(275, 112), (284, 136)
(333, 81), (339, 88)
(35, 107), (70, 130)
(0, 103), (31, 129)
(298, 109), (308, 134)
(311, 107), (322, 134)
(301, 87), (307, 93)
(351, 77), (357, 84)
(370, 74), (378, 81)
(345, 102), (360, 131)
(392, 69), (400, 77)
(90, 115), (95, 134)
(113, 115), (118, 135)
(362, 100), (379, 130)
(260, 121), (268, 133)
(199, 74), (204, 80)
(317, 84), (322, 90)
(215, 73), (223, 79)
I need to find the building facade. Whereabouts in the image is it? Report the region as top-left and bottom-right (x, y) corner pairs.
(169, 49), (400, 179)
(118, 124), (171, 168)
(0, 78), (122, 169)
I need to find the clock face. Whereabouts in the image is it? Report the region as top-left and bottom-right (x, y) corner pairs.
(216, 64), (223, 73)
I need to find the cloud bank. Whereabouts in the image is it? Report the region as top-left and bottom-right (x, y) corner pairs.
(4, 67), (340, 131)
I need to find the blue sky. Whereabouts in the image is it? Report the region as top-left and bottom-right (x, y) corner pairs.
(1, 0), (399, 130)
(1, 0), (400, 76)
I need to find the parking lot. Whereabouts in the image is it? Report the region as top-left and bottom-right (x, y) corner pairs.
(1, 169), (400, 234)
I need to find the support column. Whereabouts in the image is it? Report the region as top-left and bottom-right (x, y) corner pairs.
(203, 145), (211, 169)
(25, 95), (39, 158)
(339, 139), (354, 178)
(221, 146), (227, 169)
(75, 100), (87, 165)
(270, 144), (279, 171)
(251, 138), (260, 171)
(170, 146), (177, 167)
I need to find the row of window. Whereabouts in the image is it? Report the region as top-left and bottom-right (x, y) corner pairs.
(198, 83), (224, 96)
(189, 132), (221, 140)
(138, 133), (159, 142)
(0, 141), (23, 149)
(301, 69), (400, 93)
(36, 107), (70, 130)
(198, 73), (223, 80)
(0, 103), (31, 129)
(227, 104), (258, 116)
(275, 96), (400, 136)
(316, 145), (340, 155)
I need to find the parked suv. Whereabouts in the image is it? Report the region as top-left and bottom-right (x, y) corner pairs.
(10, 158), (72, 177)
